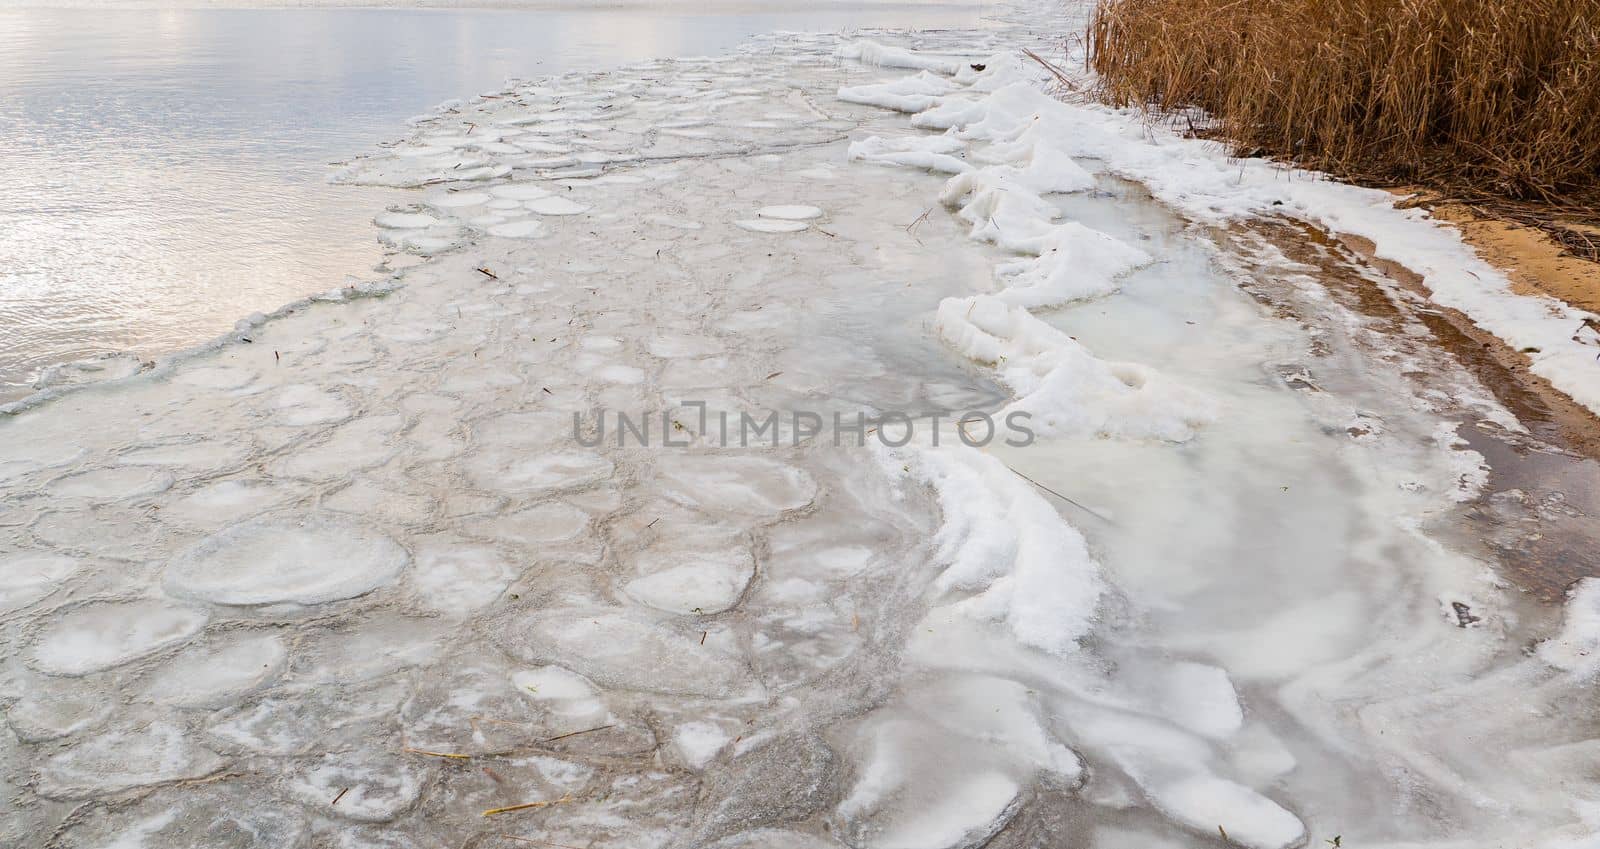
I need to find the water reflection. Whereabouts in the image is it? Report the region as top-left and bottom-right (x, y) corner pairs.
(0, 2), (989, 400)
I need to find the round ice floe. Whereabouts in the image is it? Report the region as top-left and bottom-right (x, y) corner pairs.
(56, 786), (307, 849)
(31, 599), (209, 676)
(410, 542), (517, 616)
(6, 678), (114, 741)
(172, 365), (256, 390)
(117, 438), (248, 470)
(287, 752), (426, 823)
(164, 479), (298, 526)
(735, 218), (808, 233)
(756, 205), (823, 220)
(47, 467), (174, 500)
(657, 455), (818, 516)
(165, 515), (408, 607)
(462, 501), (592, 547)
(464, 450), (614, 494)
(510, 665), (608, 721)
(272, 384), (350, 426)
(526, 196), (589, 216)
(140, 633), (288, 708)
(0, 552), (79, 614)
(37, 721), (223, 799)
(374, 211), (440, 229)
(425, 189), (491, 208)
(489, 183), (553, 201)
(495, 609), (753, 697)
(624, 546), (755, 615)
(487, 219), (548, 239)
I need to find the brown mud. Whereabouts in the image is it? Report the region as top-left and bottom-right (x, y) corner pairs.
(1226, 218), (1600, 603)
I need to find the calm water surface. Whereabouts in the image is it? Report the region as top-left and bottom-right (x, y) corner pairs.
(0, 2), (989, 399)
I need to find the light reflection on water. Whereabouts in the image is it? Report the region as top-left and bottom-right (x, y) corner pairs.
(0, 2), (989, 400)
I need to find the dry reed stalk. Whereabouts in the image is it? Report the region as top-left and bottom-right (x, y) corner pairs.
(1087, 0), (1600, 209)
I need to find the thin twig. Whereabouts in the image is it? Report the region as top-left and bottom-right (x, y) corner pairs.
(483, 796), (575, 817)
(1006, 465), (1115, 523)
(540, 724), (615, 744)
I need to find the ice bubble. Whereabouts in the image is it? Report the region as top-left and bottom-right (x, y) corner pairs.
(165, 515), (408, 607)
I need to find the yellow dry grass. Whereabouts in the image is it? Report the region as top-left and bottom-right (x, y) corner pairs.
(1087, 0), (1600, 205)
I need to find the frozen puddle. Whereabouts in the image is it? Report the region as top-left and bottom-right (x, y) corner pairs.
(2, 7), (1598, 849)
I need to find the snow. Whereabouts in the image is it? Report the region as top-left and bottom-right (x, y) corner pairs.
(847, 134), (970, 174)
(1539, 578), (1600, 674)
(934, 295), (1215, 440)
(834, 39), (965, 76)
(674, 721), (733, 770)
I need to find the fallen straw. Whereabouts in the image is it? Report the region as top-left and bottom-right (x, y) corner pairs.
(483, 796), (574, 817)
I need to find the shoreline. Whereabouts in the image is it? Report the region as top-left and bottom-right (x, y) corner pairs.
(4, 6), (1600, 849)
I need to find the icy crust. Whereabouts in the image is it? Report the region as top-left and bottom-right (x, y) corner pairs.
(885, 440), (1104, 655)
(0, 16), (1585, 849)
(0, 27), (1136, 849)
(834, 41), (1219, 443)
(888, 49), (1600, 416)
(935, 295), (1215, 440)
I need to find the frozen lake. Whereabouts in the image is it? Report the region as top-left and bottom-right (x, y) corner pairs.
(0, 1), (991, 399)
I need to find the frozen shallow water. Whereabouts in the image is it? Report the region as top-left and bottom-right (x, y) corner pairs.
(3, 4), (1599, 849)
(0, 0), (993, 400)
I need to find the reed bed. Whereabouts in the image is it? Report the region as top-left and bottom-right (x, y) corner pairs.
(1087, 0), (1600, 207)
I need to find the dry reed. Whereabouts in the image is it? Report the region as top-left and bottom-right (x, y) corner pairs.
(1087, 0), (1600, 206)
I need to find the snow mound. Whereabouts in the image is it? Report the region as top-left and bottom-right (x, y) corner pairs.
(935, 295), (1215, 441)
(835, 39), (964, 75)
